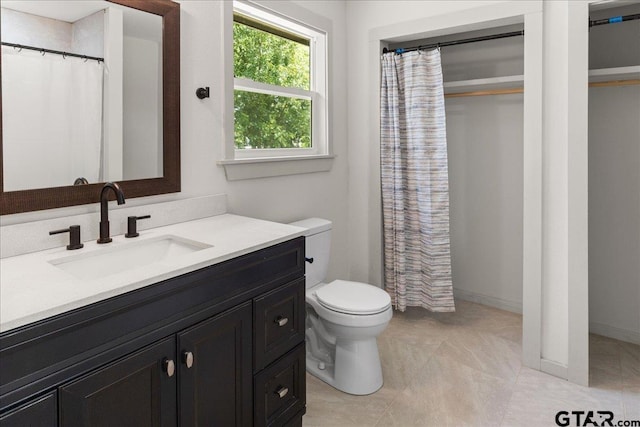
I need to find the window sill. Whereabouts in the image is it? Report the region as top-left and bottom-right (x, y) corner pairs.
(217, 154), (335, 181)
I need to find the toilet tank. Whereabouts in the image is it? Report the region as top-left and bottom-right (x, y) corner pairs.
(289, 218), (331, 289)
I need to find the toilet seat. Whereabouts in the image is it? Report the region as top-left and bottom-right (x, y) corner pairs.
(314, 280), (391, 315)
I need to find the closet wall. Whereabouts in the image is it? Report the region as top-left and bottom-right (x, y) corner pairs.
(389, 26), (525, 313)
(588, 4), (640, 344)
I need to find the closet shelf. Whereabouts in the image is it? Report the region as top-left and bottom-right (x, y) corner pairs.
(443, 66), (640, 90)
(441, 66), (640, 98)
(588, 66), (640, 83)
(443, 75), (524, 94)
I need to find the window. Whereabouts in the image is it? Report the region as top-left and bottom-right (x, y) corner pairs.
(230, 1), (328, 161)
(234, 14), (311, 151)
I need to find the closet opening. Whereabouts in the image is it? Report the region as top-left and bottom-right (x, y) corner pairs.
(387, 22), (526, 336)
(587, 1), (640, 388)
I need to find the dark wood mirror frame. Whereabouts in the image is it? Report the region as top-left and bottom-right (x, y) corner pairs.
(0, 0), (180, 215)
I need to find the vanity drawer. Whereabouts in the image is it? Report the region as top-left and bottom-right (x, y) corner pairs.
(254, 343), (305, 427)
(254, 279), (305, 371)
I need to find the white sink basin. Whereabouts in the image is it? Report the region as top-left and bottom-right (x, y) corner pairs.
(50, 235), (212, 280)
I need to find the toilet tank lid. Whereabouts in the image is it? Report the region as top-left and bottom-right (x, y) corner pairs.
(288, 218), (332, 235)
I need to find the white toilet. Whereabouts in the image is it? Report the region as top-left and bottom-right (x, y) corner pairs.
(289, 218), (392, 395)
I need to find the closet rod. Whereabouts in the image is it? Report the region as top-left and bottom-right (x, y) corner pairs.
(1, 42), (104, 62)
(590, 13), (640, 27)
(589, 79), (640, 88)
(384, 12), (640, 55)
(382, 31), (523, 55)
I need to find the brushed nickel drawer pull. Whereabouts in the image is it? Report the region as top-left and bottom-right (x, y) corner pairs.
(183, 351), (194, 369)
(275, 316), (289, 327)
(163, 358), (175, 377)
(275, 386), (289, 398)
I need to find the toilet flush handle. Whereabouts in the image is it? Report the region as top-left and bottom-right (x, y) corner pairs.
(305, 257), (314, 263)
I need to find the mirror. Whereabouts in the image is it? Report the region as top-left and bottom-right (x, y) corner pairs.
(0, 0), (180, 215)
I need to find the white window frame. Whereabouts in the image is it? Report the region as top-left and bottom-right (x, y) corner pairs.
(219, 0), (334, 180)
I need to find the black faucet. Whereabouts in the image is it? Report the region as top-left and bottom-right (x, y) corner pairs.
(97, 182), (126, 244)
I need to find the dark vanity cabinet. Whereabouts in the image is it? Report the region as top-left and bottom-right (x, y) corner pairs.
(0, 237), (306, 426)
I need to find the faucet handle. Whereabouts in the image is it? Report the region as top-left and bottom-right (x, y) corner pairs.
(50, 225), (84, 250)
(125, 215), (151, 238)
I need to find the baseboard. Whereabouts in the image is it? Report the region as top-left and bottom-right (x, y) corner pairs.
(590, 321), (640, 345)
(540, 358), (568, 380)
(453, 288), (522, 314)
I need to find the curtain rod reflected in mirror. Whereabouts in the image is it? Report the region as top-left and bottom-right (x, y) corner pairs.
(0, 0), (181, 215)
(1, 42), (104, 62)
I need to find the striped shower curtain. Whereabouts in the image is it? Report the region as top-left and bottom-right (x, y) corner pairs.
(380, 48), (455, 312)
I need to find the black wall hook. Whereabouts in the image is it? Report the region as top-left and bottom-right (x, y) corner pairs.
(196, 87), (210, 99)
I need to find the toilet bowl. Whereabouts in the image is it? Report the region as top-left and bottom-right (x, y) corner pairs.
(289, 218), (392, 395)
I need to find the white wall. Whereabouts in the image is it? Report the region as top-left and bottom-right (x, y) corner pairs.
(103, 6), (124, 183)
(589, 86), (640, 344)
(72, 10), (104, 58)
(537, 1), (590, 382)
(447, 94), (524, 313)
(123, 36), (162, 180)
(1, 0), (350, 284)
(540, 0), (571, 371)
(0, 7), (72, 51)
(442, 33), (525, 313)
(1, 7), (104, 57)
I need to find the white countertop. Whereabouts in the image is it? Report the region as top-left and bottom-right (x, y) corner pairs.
(0, 214), (305, 333)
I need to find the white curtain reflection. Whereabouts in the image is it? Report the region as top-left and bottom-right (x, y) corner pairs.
(2, 46), (104, 191)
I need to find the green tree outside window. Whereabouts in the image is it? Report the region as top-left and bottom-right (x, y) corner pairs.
(233, 21), (312, 149)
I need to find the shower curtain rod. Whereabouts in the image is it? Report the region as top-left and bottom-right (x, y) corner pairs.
(1, 42), (104, 62)
(383, 31), (523, 54)
(383, 12), (640, 55)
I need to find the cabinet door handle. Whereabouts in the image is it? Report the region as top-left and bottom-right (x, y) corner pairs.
(163, 358), (175, 377)
(275, 386), (289, 399)
(275, 316), (289, 327)
(183, 351), (194, 369)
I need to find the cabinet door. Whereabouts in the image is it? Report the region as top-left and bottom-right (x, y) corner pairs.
(59, 337), (177, 427)
(178, 302), (252, 427)
(0, 391), (57, 427)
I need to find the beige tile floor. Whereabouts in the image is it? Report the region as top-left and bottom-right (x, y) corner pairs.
(303, 299), (640, 426)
